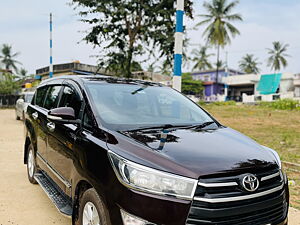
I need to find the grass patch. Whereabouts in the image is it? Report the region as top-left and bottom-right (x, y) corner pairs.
(259, 99), (300, 110)
(201, 104), (300, 209)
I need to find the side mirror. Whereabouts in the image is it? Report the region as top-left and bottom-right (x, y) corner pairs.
(47, 107), (81, 124)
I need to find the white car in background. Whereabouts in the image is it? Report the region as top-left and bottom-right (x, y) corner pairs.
(15, 92), (35, 120)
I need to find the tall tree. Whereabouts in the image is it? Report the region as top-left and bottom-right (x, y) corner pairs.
(267, 41), (289, 72)
(215, 60), (226, 69)
(0, 44), (21, 72)
(19, 68), (28, 78)
(0, 73), (21, 95)
(192, 46), (214, 71)
(197, 0), (242, 83)
(239, 54), (261, 74)
(71, 0), (193, 78)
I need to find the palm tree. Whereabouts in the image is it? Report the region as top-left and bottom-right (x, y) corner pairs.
(0, 44), (21, 72)
(239, 54), (261, 74)
(19, 68), (28, 79)
(197, 0), (242, 83)
(215, 60), (226, 69)
(192, 46), (214, 71)
(267, 41), (289, 72)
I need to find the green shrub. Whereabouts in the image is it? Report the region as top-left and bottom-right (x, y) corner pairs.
(198, 100), (206, 106)
(259, 99), (300, 110)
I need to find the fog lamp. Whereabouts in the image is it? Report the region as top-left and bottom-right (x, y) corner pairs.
(121, 209), (156, 225)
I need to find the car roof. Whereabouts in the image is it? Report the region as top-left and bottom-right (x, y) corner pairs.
(39, 75), (163, 87)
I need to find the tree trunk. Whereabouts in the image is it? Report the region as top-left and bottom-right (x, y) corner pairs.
(216, 45), (220, 85)
(126, 47), (133, 78)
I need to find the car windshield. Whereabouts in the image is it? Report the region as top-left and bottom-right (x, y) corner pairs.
(86, 83), (216, 131)
(25, 94), (34, 103)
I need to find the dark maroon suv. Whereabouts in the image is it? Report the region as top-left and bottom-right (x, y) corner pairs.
(24, 75), (289, 225)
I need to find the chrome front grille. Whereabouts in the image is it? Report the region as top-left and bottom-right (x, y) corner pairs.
(186, 168), (287, 225)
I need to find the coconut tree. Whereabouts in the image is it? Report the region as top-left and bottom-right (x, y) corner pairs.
(19, 68), (28, 78)
(197, 0), (242, 83)
(0, 44), (21, 72)
(239, 54), (261, 74)
(192, 46), (214, 71)
(215, 60), (226, 69)
(267, 41), (289, 72)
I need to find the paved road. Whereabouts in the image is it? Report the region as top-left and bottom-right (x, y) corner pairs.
(0, 109), (299, 225)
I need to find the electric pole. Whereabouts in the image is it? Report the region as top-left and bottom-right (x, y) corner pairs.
(50, 13), (53, 78)
(172, 0), (184, 91)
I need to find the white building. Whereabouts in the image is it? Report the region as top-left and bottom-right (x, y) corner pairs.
(221, 72), (299, 103)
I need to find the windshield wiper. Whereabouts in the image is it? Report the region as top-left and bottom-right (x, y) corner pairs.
(124, 124), (189, 132)
(185, 121), (216, 129)
(124, 122), (216, 132)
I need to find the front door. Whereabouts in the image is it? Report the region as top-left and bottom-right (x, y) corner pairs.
(47, 83), (83, 195)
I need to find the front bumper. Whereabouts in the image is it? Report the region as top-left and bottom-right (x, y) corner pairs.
(108, 176), (289, 225)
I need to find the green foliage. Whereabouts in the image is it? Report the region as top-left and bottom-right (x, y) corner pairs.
(0, 73), (21, 95)
(239, 54), (261, 74)
(267, 41), (290, 72)
(192, 46), (214, 71)
(71, 0), (193, 78)
(197, 0), (242, 82)
(0, 44), (21, 72)
(197, 0), (242, 48)
(182, 73), (204, 96)
(259, 99), (300, 110)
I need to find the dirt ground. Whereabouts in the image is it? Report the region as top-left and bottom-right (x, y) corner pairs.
(0, 109), (299, 225)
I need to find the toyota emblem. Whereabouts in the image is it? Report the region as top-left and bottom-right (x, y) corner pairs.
(242, 174), (259, 192)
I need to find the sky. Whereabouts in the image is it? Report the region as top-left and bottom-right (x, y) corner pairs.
(1, 0), (300, 75)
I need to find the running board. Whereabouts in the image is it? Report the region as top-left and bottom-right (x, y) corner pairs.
(34, 172), (73, 216)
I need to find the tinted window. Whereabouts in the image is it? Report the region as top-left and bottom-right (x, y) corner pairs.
(59, 86), (82, 118)
(35, 87), (48, 107)
(44, 86), (61, 110)
(87, 83), (215, 131)
(83, 110), (94, 129)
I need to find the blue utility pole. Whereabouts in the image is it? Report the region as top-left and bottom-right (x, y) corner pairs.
(172, 0), (184, 91)
(50, 13), (53, 78)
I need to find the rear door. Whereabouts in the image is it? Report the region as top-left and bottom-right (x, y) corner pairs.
(27, 86), (49, 166)
(46, 81), (83, 195)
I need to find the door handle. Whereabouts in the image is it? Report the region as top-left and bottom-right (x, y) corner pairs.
(32, 112), (38, 120)
(47, 122), (55, 132)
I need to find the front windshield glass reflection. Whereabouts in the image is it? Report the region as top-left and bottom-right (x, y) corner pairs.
(86, 83), (215, 131)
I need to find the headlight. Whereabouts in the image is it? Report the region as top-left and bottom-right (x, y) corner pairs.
(262, 145), (282, 169)
(108, 151), (197, 200)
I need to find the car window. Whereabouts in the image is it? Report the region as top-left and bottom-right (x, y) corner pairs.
(25, 94), (34, 103)
(83, 109), (94, 130)
(44, 86), (62, 110)
(87, 83), (215, 131)
(35, 86), (48, 107)
(59, 86), (82, 118)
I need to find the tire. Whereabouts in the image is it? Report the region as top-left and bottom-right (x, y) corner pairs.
(26, 144), (37, 184)
(78, 188), (111, 225)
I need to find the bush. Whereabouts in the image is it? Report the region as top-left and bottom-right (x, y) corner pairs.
(259, 99), (300, 110)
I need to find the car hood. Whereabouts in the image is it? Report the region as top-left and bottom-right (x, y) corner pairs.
(107, 127), (278, 179)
